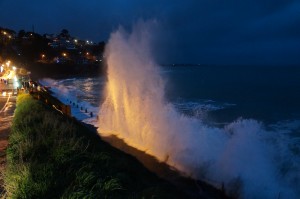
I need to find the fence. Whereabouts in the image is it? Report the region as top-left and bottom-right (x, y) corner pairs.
(31, 89), (71, 117)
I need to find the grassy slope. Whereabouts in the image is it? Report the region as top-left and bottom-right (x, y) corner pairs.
(4, 94), (188, 199)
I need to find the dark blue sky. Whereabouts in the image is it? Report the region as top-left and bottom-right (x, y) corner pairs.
(0, 0), (299, 65)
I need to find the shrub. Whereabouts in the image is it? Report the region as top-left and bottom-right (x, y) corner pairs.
(4, 94), (187, 198)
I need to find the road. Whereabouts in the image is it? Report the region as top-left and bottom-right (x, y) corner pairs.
(0, 93), (16, 150)
(0, 81), (17, 180)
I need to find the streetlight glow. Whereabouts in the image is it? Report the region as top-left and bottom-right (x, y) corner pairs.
(6, 61), (11, 67)
(15, 82), (19, 88)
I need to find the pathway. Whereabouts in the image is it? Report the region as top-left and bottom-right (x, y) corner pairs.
(0, 81), (17, 195)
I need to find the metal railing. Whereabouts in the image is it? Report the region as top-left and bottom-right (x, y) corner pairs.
(30, 89), (71, 116)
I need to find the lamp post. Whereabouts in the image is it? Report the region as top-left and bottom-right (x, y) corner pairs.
(6, 60), (11, 68)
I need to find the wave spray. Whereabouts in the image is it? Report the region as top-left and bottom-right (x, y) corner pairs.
(98, 21), (299, 199)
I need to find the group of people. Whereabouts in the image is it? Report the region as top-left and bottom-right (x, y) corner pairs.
(19, 80), (41, 93)
(0, 78), (9, 84)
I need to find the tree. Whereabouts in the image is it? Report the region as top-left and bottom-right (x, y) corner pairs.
(18, 30), (25, 39)
(59, 29), (70, 39)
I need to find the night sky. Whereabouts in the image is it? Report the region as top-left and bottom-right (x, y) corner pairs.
(0, 0), (299, 65)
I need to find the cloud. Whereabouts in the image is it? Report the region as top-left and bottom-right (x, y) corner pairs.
(154, 0), (300, 65)
(0, 0), (299, 65)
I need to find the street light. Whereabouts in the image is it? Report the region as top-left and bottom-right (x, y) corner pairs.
(6, 60), (11, 67)
(14, 75), (19, 89)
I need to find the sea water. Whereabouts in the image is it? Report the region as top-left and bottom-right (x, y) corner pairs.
(165, 65), (300, 126)
(40, 64), (300, 199)
(40, 24), (300, 199)
(40, 65), (300, 126)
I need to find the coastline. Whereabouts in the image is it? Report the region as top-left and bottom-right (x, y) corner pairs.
(34, 82), (229, 198)
(22, 65), (230, 198)
(81, 121), (228, 198)
(4, 94), (190, 198)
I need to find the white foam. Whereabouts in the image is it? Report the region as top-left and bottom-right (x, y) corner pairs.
(39, 78), (99, 127)
(98, 21), (300, 199)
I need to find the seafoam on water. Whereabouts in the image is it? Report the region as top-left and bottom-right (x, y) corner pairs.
(39, 78), (100, 127)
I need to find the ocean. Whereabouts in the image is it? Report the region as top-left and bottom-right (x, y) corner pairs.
(38, 23), (300, 199)
(40, 65), (300, 199)
(41, 65), (300, 125)
(164, 65), (300, 126)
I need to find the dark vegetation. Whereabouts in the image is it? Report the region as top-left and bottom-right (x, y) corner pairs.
(3, 94), (188, 198)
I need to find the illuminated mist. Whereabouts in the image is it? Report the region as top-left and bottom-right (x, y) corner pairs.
(98, 21), (299, 199)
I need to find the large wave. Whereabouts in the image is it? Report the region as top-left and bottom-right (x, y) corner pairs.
(98, 21), (300, 199)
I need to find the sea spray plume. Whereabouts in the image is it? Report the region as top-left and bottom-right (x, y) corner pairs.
(98, 21), (212, 169)
(98, 21), (299, 199)
(98, 21), (183, 161)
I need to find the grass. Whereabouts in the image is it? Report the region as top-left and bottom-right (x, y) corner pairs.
(3, 93), (188, 198)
